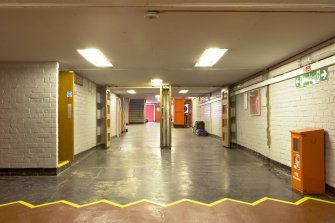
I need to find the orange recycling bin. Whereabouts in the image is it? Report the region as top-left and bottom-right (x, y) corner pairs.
(291, 128), (325, 194)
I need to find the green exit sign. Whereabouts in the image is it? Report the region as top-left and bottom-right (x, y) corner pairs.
(295, 67), (328, 88)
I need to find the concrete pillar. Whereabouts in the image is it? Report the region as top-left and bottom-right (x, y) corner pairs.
(160, 84), (172, 148)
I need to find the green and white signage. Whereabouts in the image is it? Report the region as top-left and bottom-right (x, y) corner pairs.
(295, 67), (328, 88)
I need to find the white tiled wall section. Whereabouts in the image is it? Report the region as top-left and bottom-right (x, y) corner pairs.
(0, 62), (58, 168)
(74, 78), (97, 155)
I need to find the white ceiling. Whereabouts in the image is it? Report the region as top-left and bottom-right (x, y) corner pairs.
(0, 1), (334, 99)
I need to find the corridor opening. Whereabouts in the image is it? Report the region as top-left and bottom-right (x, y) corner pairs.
(1, 2), (335, 222)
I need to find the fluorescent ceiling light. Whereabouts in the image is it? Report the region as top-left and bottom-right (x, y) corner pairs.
(77, 48), (113, 67)
(179, 90), (189, 94)
(195, 48), (228, 67)
(151, 79), (163, 87)
(127, 90), (136, 94)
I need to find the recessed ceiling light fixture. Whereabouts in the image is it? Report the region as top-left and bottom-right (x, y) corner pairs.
(195, 48), (228, 67)
(151, 79), (163, 87)
(77, 48), (113, 67)
(127, 90), (136, 94)
(179, 90), (189, 94)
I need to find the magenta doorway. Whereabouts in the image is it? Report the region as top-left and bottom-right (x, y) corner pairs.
(145, 104), (155, 122)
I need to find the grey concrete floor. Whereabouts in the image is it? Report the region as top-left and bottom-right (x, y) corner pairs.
(0, 123), (333, 205)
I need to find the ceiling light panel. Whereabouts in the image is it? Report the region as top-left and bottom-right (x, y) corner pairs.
(179, 90), (189, 94)
(77, 48), (113, 67)
(195, 48), (228, 67)
(127, 90), (136, 94)
(151, 79), (163, 87)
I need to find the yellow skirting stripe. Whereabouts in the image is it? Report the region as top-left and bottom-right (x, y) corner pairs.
(0, 197), (334, 209)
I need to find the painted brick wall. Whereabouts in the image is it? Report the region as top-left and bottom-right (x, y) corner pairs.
(235, 64), (335, 187)
(0, 62), (58, 168)
(236, 90), (269, 157)
(74, 77), (97, 155)
(110, 93), (118, 137)
(270, 65), (335, 186)
(192, 98), (222, 138)
(192, 98), (200, 126)
(211, 100), (222, 137)
(201, 104), (212, 133)
(125, 98), (130, 124)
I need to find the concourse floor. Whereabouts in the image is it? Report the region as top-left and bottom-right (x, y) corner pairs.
(1, 123), (335, 222)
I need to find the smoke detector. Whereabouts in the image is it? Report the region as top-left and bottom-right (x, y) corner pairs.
(144, 11), (159, 20)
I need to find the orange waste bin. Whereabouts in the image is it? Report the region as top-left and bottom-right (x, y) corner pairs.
(290, 128), (325, 194)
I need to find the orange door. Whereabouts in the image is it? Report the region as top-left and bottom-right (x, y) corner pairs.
(174, 99), (184, 126)
(155, 105), (160, 122)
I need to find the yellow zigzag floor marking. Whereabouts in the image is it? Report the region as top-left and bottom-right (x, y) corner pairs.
(0, 197), (334, 209)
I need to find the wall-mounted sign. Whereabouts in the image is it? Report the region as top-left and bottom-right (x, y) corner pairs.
(249, 89), (260, 116)
(303, 64), (311, 73)
(295, 67), (328, 88)
(67, 91), (73, 97)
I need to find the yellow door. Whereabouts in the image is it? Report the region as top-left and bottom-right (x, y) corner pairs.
(58, 71), (74, 161)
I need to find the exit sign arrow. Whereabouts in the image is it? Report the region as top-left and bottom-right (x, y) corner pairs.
(321, 69), (328, 80)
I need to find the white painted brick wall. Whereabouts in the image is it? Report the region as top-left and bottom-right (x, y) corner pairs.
(74, 78), (97, 155)
(235, 64), (335, 187)
(110, 93), (118, 137)
(0, 62), (58, 168)
(270, 65), (335, 186)
(192, 98), (222, 137)
(236, 90), (269, 157)
(192, 98), (200, 126)
(211, 100), (222, 137)
(201, 104), (212, 134)
(125, 98), (130, 124)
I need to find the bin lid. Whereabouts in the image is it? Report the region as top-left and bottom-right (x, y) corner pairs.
(290, 128), (324, 134)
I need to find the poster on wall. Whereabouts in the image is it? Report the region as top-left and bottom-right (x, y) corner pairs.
(249, 89), (260, 116)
